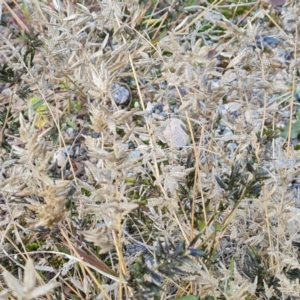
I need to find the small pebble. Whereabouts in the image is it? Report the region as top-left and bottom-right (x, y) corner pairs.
(227, 143), (237, 152)
(223, 128), (233, 136)
(162, 118), (189, 148)
(52, 146), (74, 167)
(255, 35), (280, 49)
(130, 150), (141, 158)
(1, 88), (12, 95)
(66, 127), (77, 139)
(146, 102), (154, 112)
(111, 83), (130, 105)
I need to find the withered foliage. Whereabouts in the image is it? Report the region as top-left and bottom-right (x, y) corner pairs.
(1, 0), (300, 299)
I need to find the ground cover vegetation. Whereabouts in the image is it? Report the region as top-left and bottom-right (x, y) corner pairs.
(0, 0), (300, 299)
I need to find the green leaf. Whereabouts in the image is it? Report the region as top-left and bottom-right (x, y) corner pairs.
(29, 95), (44, 110)
(197, 219), (206, 232)
(75, 101), (82, 111)
(213, 221), (223, 231)
(66, 117), (77, 130)
(281, 110), (300, 139)
(172, 296), (199, 300)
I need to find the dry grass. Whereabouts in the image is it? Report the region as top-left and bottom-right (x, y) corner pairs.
(0, 0), (300, 299)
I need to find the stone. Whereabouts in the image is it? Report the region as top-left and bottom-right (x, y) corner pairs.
(111, 83), (130, 105)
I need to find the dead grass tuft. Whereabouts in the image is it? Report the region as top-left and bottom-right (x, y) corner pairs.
(0, 0), (300, 299)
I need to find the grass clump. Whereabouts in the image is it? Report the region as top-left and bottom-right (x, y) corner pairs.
(0, 0), (300, 299)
